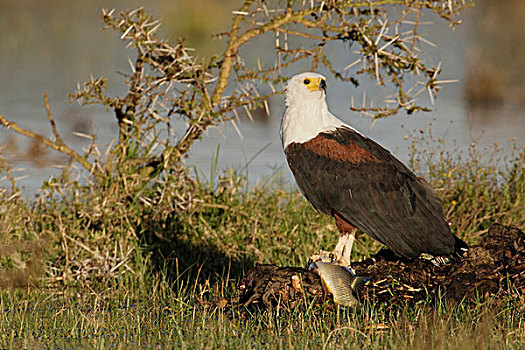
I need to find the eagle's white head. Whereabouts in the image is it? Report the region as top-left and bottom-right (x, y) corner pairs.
(281, 72), (350, 148)
(285, 72), (327, 107)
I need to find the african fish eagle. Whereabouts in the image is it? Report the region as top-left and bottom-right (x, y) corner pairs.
(280, 72), (467, 266)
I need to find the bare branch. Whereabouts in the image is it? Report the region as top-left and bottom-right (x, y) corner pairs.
(0, 113), (102, 178)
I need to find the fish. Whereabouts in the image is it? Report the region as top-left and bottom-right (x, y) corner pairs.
(308, 261), (369, 307)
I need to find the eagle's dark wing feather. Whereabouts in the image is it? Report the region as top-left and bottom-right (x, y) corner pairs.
(285, 126), (462, 258)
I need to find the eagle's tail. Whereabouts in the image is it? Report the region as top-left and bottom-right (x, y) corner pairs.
(453, 235), (469, 255)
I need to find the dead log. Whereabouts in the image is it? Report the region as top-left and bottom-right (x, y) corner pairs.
(237, 223), (525, 309)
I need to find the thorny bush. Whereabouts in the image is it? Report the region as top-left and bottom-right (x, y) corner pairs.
(0, 2), (483, 285)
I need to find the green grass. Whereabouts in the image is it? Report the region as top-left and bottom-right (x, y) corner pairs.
(1, 281), (525, 348)
(0, 134), (524, 348)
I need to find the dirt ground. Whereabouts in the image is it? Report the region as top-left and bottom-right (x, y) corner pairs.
(237, 223), (525, 308)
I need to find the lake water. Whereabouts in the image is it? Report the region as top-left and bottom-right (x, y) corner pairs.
(1, 2), (524, 196)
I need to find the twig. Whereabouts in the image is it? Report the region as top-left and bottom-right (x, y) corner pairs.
(44, 93), (65, 146)
(0, 113), (103, 179)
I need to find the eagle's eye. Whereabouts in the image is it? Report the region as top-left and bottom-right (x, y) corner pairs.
(303, 78), (310, 85)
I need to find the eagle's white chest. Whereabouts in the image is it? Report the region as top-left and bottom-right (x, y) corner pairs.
(280, 98), (351, 149)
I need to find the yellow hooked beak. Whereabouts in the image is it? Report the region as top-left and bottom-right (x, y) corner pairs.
(303, 77), (327, 93)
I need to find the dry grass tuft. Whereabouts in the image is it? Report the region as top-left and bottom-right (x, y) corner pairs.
(409, 126), (524, 244)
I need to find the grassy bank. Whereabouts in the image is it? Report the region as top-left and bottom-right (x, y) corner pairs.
(0, 134), (524, 348)
(2, 281), (524, 349)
